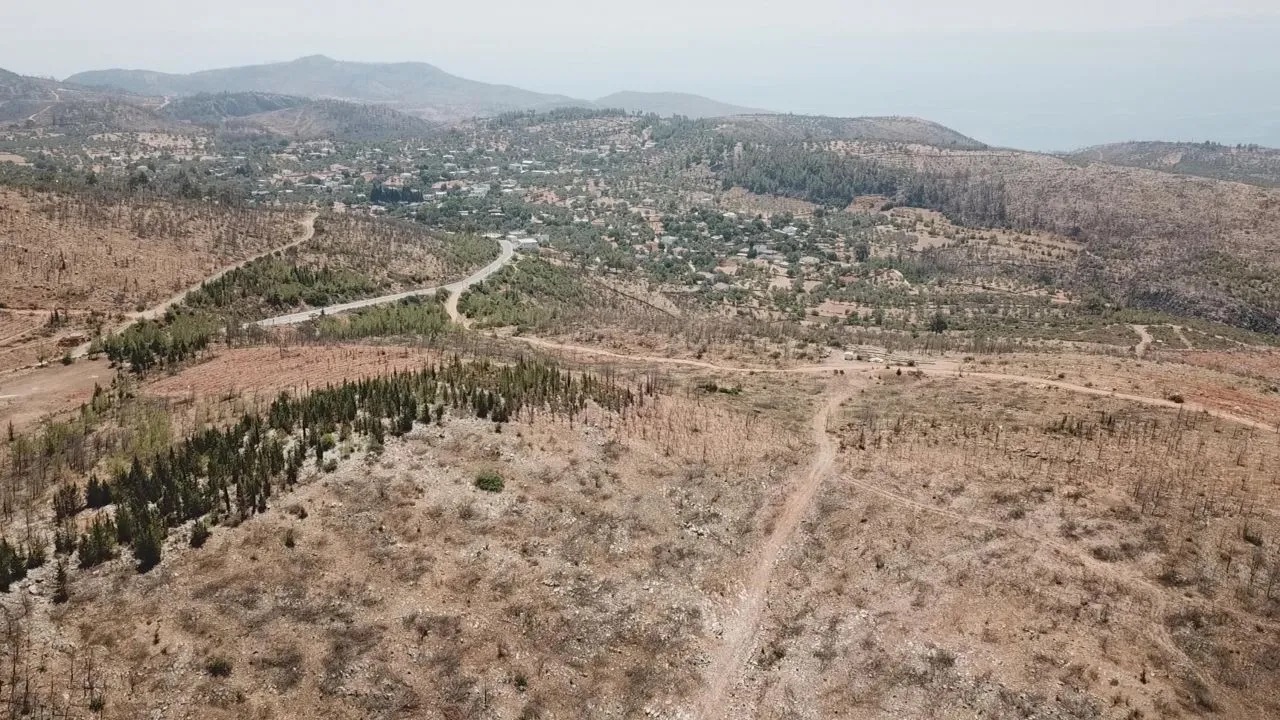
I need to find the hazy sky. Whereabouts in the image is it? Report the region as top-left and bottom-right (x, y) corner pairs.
(3, 1), (1279, 150)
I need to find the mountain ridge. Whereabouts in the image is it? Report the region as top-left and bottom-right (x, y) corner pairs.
(68, 57), (782, 123)
(595, 91), (771, 119)
(4, 65), (987, 147)
(67, 55), (588, 122)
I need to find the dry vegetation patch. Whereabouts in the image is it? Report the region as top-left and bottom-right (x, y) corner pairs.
(3, 368), (818, 719)
(727, 372), (1280, 718)
(0, 188), (302, 312)
(0, 308), (98, 372)
(0, 356), (110, 431)
(955, 352), (1280, 429)
(300, 215), (494, 289)
(143, 344), (444, 402)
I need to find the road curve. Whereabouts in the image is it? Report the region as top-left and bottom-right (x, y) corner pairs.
(71, 211), (320, 358)
(140, 211), (320, 323)
(255, 239), (516, 328)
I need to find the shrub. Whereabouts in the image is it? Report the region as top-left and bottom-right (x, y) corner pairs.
(78, 516), (116, 569)
(189, 519), (211, 548)
(1243, 525), (1264, 547)
(53, 522), (77, 555)
(85, 475), (112, 508)
(205, 656), (233, 678)
(52, 559), (69, 604)
(475, 470), (505, 493)
(53, 483), (82, 521)
(132, 507), (165, 573)
(25, 536), (46, 570)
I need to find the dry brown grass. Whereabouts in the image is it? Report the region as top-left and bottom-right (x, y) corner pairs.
(0, 356), (110, 431)
(952, 352), (1280, 430)
(143, 344), (444, 403)
(728, 371), (1280, 719)
(5, 334), (1280, 719)
(3, 367), (817, 719)
(0, 188), (302, 313)
(298, 215), (463, 289)
(0, 309), (96, 372)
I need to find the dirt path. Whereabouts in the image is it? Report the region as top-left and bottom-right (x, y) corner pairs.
(1131, 324), (1153, 357)
(25, 105), (52, 123)
(959, 370), (1277, 433)
(1173, 325), (1194, 349)
(695, 376), (862, 719)
(512, 336), (836, 375)
(512, 337), (1277, 434)
(256, 239), (515, 327)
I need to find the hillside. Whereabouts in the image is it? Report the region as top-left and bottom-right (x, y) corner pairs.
(719, 136), (1280, 331)
(596, 91), (771, 119)
(715, 114), (987, 148)
(160, 91), (308, 123)
(163, 92), (436, 141)
(5, 101), (1280, 720)
(0, 67), (163, 125)
(1069, 141), (1280, 187)
(232, 99), (437, 141)
(68, 55), (589, 122)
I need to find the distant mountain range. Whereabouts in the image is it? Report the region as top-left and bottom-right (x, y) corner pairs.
(65, 56), (772, 122)
(68, 55), (582, 123)
(0, 67), (438, 140)
(0, 61), (1008, 150)
(1, 60), (771, 141)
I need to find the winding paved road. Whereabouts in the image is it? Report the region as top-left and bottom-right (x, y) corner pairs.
(255, 239), (516, 327)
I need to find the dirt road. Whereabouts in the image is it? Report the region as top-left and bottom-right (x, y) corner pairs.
(255, 239), (516, 327)
(0, 358), (110, 432)
(1131, 324), (1154, 357)
(513, 338), (1276, 434)
(695, 376), (862, 718)
(958, 370), (1277, 433)
(511, 336), (837, 375)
